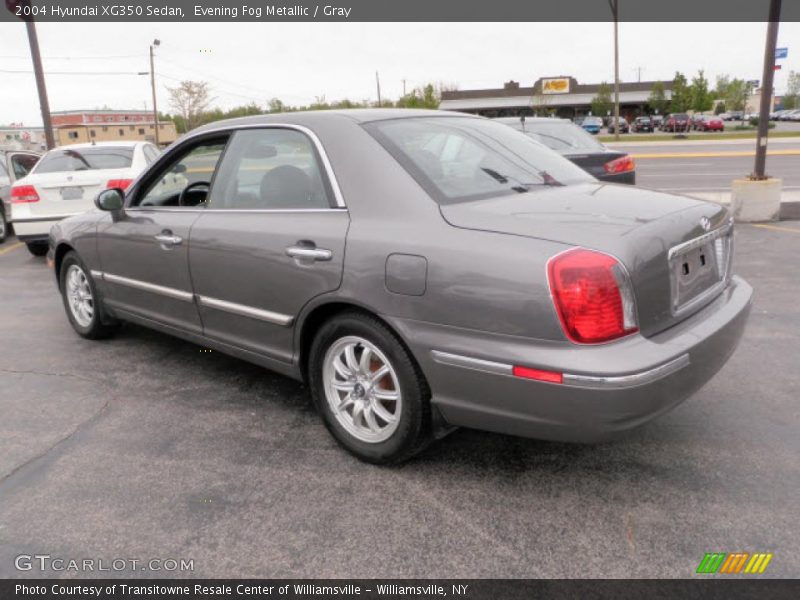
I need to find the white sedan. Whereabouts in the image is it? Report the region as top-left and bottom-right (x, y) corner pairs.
(10, 141), (160, 256)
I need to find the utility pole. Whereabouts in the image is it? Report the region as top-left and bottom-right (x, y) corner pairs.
(376, 71), (382, 106)
(10, 0), (55, 149)
(402, 78), (407, 96)
(609, 0), (621, 142)
(753, 0), (782, 179)
(150, 39), (161, 145)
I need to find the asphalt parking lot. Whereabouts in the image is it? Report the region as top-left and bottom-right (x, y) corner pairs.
(0, 220), (799, 579)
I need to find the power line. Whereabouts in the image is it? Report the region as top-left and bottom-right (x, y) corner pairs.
(0, 54), (143, 60)
(0, 68), (147, 75)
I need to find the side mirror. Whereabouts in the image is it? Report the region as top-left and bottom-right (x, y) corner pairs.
(172, 163), (187, 174)
(95, 188), (125, 212)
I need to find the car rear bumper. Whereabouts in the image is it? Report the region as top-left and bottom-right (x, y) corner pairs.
(597, 171), (635, 185)
(387, 275), (752, 443)
(12, 215), (77, 239)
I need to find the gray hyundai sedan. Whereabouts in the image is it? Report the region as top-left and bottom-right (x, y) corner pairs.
(47, 109), (752, 464)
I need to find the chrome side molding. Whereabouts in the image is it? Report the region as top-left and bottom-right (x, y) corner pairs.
(99, 272), (195, 302)
(92, 270), (293, 327)
(196, 295), (293, 327)
(431, 350), (513, 377)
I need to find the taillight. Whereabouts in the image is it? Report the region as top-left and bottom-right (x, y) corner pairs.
(547, 248), (638, 344)
(106, 179), (133, 190)
(10, 185), (40, 203)
(604, 155), (635, 174)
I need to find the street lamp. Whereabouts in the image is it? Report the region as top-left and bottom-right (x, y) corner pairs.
(149, 39), (161, 145)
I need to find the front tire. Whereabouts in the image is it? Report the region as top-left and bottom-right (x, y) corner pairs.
(308, 311), (431, 464)
(26, 241), (48, 256)
(59, 251), (117, 339)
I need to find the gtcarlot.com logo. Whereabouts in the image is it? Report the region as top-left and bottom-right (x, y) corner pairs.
(696, 552), (773, 574)
(15, 554), (194, 573)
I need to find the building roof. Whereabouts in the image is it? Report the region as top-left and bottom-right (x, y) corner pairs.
(51, 109), (153, 115)
(439, 77), (673, 111)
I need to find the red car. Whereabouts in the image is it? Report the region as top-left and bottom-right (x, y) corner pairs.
(663, 113), (691, 132)
(695, 115), (725, 132)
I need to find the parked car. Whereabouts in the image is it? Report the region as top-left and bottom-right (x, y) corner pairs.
(650, 115), (664, 130)
(694, 115), (725, 132)
(663, 113), (691, 132)
(0, 149), (40, 243)
(606, 116), (630, 134)
(48, 110), (752, 464)
(580, 116), (603, 134)
(725, 111), (745, 121)
(631, 116), (654, 133)
(10, 141), (160, 256)
(496, 117), (636, 184)
(784, 109), (800, 121)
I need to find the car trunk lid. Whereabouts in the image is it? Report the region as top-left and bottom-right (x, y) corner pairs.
(25, 169), (129, 217)
(440, 182), (733, 337)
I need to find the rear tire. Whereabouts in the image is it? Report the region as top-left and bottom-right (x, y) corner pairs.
(0, 209), (6, 243)
(59, 251), (118, 339)
(308, 311), (432, 464)
(26, 241), (48, 256)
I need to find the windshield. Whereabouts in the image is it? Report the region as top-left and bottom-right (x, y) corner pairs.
(510, 120), (604, 154)
(34, 146), (134, 174)
(365, 117), (593, 205)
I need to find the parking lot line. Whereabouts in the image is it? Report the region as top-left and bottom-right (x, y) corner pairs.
(0, 242), (23, 256)
(632, 149), (800, 159)
(751, 223), (800, 234)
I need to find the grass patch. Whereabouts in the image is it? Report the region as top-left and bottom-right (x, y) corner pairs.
(599, 130), (800, 143)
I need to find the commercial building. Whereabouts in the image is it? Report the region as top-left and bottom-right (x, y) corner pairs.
(51, 109), (178, 147)
(0, 125), (46, 151)
(440, 77), (674, 120)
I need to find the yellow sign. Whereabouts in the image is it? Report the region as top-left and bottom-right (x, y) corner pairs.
(542, 78), (571, 94)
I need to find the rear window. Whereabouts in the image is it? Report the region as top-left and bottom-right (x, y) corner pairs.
(583, 117), (603, 125)
(365, 117), (593, 205)
(507, 120), (604, 154)
(34, 146), (134, 174)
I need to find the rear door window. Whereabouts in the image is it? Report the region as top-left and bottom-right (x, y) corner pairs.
(10, 153), (39, 179)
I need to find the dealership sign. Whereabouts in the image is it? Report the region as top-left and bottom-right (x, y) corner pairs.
(542, 78), (571, 94)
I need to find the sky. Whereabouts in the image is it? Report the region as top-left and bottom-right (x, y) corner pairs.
(1, 21), (798, 126)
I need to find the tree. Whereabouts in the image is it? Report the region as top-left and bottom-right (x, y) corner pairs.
(670, 72), (691, 112)
(690, 70), (713, 112)
(647, 81), (669, 115)
(714, 102), (726, 115)
(725, 80), (748, 112)
(715, 75), (748, 112)
(167, 80), (213, 132)
(783, 71), (799, 110)
(396, 82), (455, 109)
(590, 82), (613, 118)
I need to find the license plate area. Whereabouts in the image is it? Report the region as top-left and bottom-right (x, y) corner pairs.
(668, 222), (733, 316)
(60, 187), (84, 200)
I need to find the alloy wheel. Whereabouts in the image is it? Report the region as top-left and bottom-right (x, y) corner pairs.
(322, 335), (402, 443)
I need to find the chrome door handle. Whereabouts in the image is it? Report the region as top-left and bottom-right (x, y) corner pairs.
(154, 233), (183, 246)
(285, 246), (332, 261)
